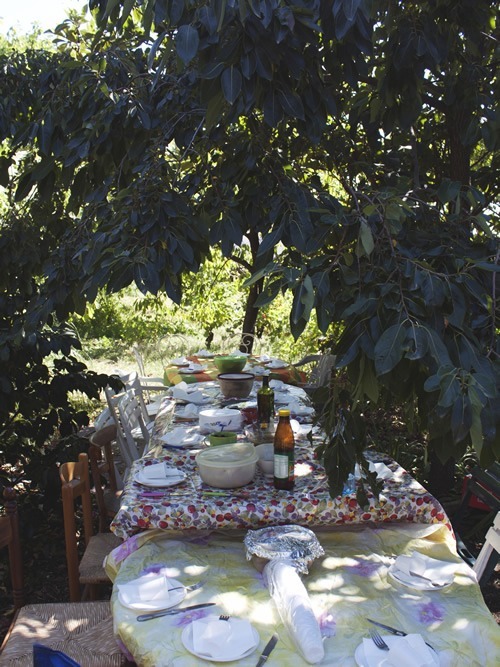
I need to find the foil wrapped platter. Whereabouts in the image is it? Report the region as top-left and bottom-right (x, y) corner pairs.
(244, 525), (324, 574)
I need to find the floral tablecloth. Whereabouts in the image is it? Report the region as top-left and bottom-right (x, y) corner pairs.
(110, 445), (450, 539)
(163, 355), (306, 386)
(107, 523), (500, 666)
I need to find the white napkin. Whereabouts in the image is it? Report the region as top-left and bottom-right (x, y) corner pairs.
(369, 461), (393, 480)
(264, 559), (324, 664)
(178, 403), (201, 419)
(118, 574), (170, 607)
(184, 363), (206, 373)
(270, 379), (286, 390)
(171, 356), (189, 365)
(259, 354), (271, 362)
(195, 349), (213, 357)
(229, 350), (250, 357)
(393, 551), (456, 586)
(172, 382), (206, 404)
(248, 365), (266, 374)
(362, 634), (436, 667)
(160, 427), (203, 447)
(285, 399), (315, 417)
(141, 462), (183, 482)
(191, 617), (255, 660)
(267, 358), (288, 368)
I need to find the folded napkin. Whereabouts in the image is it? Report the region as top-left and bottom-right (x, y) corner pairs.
(267, 358), (288, 368)
(118, 574), (170, 608)
(270, 379), (286, 390)
(171, 356), (189, 365)
(178, 403), (202, 419)
(141, 462), (183, 482)
(195, 349), (213, 357)
(248, 365), (266, 375)
(393, 551), (456, 586)
(362, 633), (436, 667)
(264, 559), (324, 664)
(191, 616), (256, 660)
(369, 461), (393, 480)
(172, 382), (206, 404)
(184, 363), (206, 373)
(259, 354), (271, 362)
(160, 427), (203, 447)
(285, 399), (315, 417)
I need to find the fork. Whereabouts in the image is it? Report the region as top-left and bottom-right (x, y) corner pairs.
(168, 580), (205, 593)
(370, 629), (390, 651)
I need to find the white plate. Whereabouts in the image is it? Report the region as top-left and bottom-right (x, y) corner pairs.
(182, 367), (206, 374)
(354, 635), (439, 667)
(181, 617), (259, 662)
(118, 577), (186, 611)
(134, 467), (187, 488)
(388, 565), (452, 590)
(266, 360), (288, 369)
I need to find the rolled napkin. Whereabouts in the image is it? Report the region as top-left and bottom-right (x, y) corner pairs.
(263, 559), (324, 664)
(118, 573), (170, 609)
(191, 616), (256, 660)
(362, 633), (436, 667)
(392, 551), (456, 586)
(160, 427), (203, 447)
(269, 379), (286, 390)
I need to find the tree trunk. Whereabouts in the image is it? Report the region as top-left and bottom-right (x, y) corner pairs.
(239, 230), (263, 354)
(427, 450), (456, 499)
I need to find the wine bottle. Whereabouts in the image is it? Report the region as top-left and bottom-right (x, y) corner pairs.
(273, 409), (295, 490)
(257, 374), (274, 429)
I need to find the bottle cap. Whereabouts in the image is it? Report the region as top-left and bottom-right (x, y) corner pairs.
(278, 409), (290, 417)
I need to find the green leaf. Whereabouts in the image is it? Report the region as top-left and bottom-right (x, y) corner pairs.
(221, 66), (242, 105)
(358, 219), (375, 256)
(278, 89), (305, 120)
(176, 25), (199, 65)
(374, 323), (407, 375)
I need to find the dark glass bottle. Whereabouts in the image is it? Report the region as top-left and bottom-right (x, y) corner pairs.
(257, 374), (274, 429)
(273, 409), (295, 490)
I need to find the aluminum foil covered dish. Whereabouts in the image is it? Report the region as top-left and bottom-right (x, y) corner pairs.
(244, 525), (324, 574)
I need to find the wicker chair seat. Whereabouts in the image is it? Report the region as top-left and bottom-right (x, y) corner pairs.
(79, 533), (122, 585)
(1, 601), (125, 666)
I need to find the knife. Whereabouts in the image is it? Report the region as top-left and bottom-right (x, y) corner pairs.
(366, 619), (435, 650)
(137, 602), (215, 622)
(366, 619), (407, 636)
(255, 633), (278, 667)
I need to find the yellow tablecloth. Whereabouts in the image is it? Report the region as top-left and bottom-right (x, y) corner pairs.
(107, 523), (500, 666)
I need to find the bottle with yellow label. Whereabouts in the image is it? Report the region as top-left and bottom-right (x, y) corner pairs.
(273, 409), (295, 490)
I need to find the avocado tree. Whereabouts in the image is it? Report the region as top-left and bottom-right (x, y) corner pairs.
(0, 1), (498, 497)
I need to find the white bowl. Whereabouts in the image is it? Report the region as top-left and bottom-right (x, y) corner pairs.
(196, 442), (258, 488)
(255, 443), (274, 477)
(198, 408), (243, 434)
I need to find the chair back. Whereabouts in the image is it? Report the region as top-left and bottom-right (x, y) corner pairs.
(117, 389), (150, 461)
(473, 511), (500, 585)
(88, 425), (122, 532)
(0, 487), (24, 609)
(59, 453), (94, 602)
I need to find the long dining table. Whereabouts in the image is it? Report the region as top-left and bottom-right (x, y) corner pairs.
(107, 370), (500, 666)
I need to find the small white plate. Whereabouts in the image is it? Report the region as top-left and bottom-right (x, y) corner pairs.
(388, 565), (452, 590)
(134, 467), (187, 488)
(354, 635), (439, 666)
(118, 577), (186, 611)
(181, 617), (259, 662)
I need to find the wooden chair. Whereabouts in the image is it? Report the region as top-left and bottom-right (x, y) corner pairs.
(88, 425), (123, 533)
(59, 453), (121, 602)
(0, 487), (127, 666)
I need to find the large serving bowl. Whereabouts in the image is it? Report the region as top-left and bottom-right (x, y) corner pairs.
(196, 442), (258, 488)
(217, 372), (255, 399)
(198, 407), (243, 434)
(213, 355), (247, 374)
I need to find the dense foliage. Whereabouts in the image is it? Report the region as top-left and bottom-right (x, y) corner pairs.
(0, 1), (498, 498)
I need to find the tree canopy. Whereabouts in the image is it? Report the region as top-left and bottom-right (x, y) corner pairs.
(0, 0), (498, 496)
